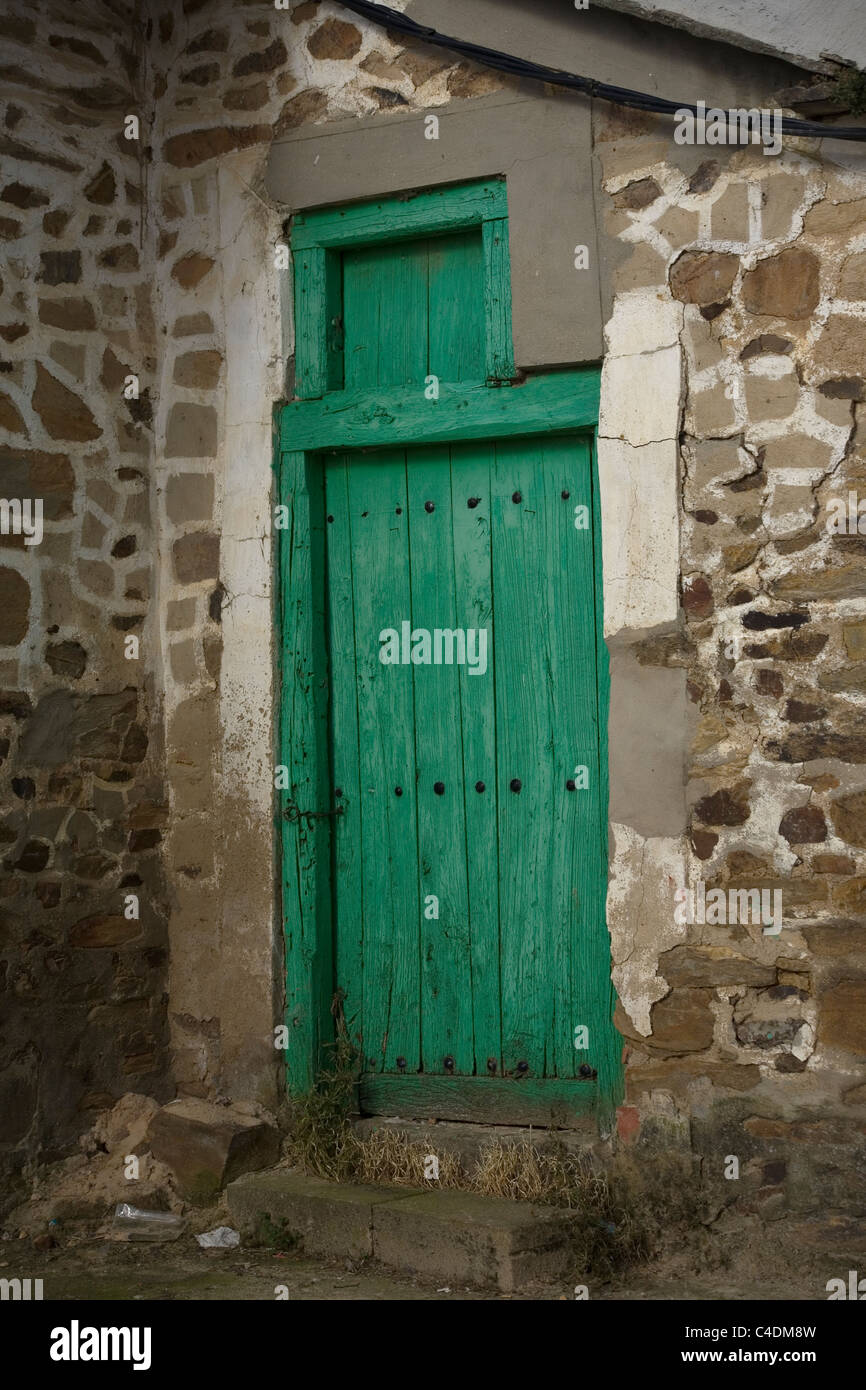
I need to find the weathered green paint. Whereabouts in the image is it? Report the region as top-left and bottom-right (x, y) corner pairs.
(293, 246), (343, 399)
(359, 1075), (599, 1129)
(277, 178), (621, 1124)
(482, 218), (514, 381)
(277, 449), (333, 1092)
(291, 179), (507, 251)
(280, 372), (600, 453)
(292, 178), (514, 398)
(324, 436), (614, 1098)
(342, 230), (485, 390)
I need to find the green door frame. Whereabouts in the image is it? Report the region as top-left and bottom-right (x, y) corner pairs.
(275, 179), (621, 1123)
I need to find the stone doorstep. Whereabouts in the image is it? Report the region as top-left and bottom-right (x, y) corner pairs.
(351, 1114), (609, 1170)
(227, 1171), (416, 1263)
(226, 1171), (582, 1292)
(372, 1190), (583, 1294)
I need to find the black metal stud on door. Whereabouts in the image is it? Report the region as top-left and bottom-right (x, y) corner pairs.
(510, 778), (521, 793)
(434, 781), (445, 795)
(443, 1056), (455, 1071)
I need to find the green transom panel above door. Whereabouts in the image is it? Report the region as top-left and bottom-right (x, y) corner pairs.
(277, 179), (621, 1127)
(342, 229), (485, 389)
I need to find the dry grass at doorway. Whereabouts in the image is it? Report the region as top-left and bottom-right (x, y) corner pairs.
(286, 1032), (709, 1276)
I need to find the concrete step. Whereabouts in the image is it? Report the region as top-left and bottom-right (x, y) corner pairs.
(226, 1170), (583, 1291)
(226, 1171), (416, 1262)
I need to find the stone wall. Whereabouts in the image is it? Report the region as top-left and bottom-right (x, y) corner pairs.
(150, 0), (866, 1212)
(0, 0), (172, 1212)
(596, 111), (866, 1211)
(147, 0), (518, 1115)
(4, 0), (866, 1219)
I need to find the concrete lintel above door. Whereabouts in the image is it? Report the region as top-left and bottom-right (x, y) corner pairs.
(266, 89), (602, 369)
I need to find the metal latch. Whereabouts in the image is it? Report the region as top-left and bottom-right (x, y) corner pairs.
(283, 798), (344, 828)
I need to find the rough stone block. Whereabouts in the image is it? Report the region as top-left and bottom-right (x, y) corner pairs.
(166, 472), (214, 523)
(654, 204), (699, 250)
(839, 250), (866, 300)
(0, 568), (30, 645)
(612, 240), (667, 293)
(760, 173), (806, 241)
(744, 366), (798, 421)
(805, 197), (866, 238)
(670, 249), (739, 306)
(172, 531), (219, 583)
(149, 1098), (280, 1203)
(819, 980), (866, 1055)
(813, 316), (864, 376)
(743, 248), (819, 318)
(762, 433), (834, 474)
(710, 182), (749, 241)
(172, 350), (222, 390)
(165, 402), (217, 458)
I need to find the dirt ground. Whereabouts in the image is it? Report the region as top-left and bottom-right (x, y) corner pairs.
(5, 1098), (863, 1302)
(5, 1208), (863, 1301)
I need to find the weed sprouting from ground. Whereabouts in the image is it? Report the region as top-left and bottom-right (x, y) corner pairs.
(285, 1002), (360, 1183)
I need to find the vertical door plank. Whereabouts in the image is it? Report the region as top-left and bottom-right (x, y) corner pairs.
(407, 446), (475, 1074)
(428, 229), (485, 384)
(388, 240), (429, 389)
(482, 219), (515, 382)
(325, 456), (364, 1049)
(341, 244), (381, 391)
(449, 440), (501, 1073)
(491, 437), (557, 1077)
(280, 449), (332, 1091)
(347, 451), (420, 1072)
(342, 241), (428, 391)
(541, 435), (600, 1078)
(293, 247), (327, 399)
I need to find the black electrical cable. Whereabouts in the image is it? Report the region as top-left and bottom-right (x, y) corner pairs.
(336, 0), (866, 143)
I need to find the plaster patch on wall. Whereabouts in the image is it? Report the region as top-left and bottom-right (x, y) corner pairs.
(597, 291), (683, 637)
(216, 153), (283, 1104)
(598, 438), (681, 635)
(217, 152), (282, 807)
(607, 822), (686, 1034)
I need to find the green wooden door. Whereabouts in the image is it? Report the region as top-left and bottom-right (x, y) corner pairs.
(280, 183), (618, 1125)
(326, 433), (611, 1123)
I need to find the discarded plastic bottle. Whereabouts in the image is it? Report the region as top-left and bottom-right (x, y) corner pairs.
(111, 1203), (183, 1242)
